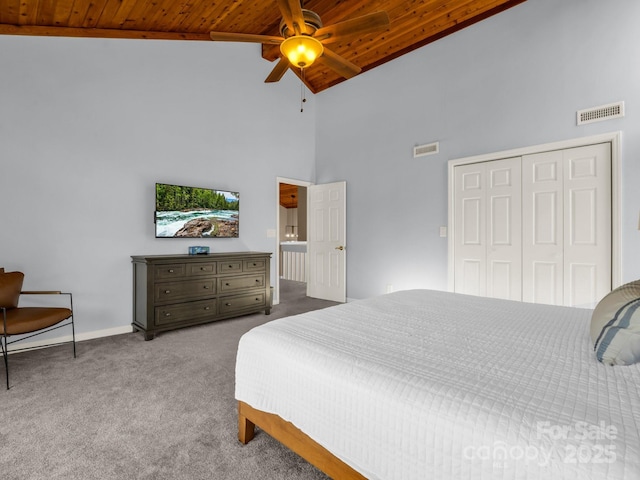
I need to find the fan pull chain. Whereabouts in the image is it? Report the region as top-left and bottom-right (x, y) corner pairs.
(300, 69), (307, 113)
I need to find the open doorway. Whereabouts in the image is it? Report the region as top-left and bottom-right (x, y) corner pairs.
(275, 177), (347, 305)
(275, 177), (311, 305)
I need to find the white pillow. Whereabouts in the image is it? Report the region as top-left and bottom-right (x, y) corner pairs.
(591, 280), (640, 365)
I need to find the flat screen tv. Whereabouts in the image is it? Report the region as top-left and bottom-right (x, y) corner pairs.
(155, 183), (239, 238)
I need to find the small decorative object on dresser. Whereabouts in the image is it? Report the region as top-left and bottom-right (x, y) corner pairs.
(188, 246), (210, 255)
(131, 252), (271, 340)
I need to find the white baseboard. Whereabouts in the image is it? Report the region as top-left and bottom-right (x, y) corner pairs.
(6, 325), (133, 354)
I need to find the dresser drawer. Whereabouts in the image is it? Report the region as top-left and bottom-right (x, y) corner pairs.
(154, 299), (216, 326)
(219, 292), (266, 315)
(218, 274), (264, 293)
(218, 260), (243, 273)
(154, 279), (215, 303)
(186, 262), (216, 276)
(243, 259), (266, 272)
(154, 264), (186, 279)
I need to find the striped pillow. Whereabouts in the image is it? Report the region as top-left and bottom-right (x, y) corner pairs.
(591, 280), (640, 365)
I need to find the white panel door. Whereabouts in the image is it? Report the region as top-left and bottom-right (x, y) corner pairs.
(486, 158), (522, 301)
(523, 144), (611, 307)
(563, 143), (611, 307)
(453, 163), (487, 297)
(522, 150), (564, 305)
(307, 181), (346, 302)
(453, 158), (521, 300)
(451, 139), (613, 307)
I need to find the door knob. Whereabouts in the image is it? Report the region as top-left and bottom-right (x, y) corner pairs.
(335, 245), (345, 251)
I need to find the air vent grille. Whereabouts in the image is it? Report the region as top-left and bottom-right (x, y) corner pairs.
(577, 101), (624, 125)
(413, 142), (439, 158)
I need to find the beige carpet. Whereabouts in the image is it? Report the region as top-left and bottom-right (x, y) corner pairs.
(1, 280), (338, 480)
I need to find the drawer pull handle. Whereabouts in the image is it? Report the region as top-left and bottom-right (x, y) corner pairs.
(225, 302), (232, 306)
(255, 298), (259, 301)
(225, 283), (230, 286)
(253, 263), (257, 266)
(168, 269), (174, 273)
(200, 267), (206, 270)
(203, 285), (209, 289)
(164, 312), (171, 317)
(165, 290), (171, 294)
(255, 279), (260, 283)
(204, 306), (210, 311)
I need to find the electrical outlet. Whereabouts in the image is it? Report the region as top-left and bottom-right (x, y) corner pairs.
(439, 226), (447, 237)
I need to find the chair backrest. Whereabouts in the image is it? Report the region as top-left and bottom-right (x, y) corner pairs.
(0, 271), (24, 309)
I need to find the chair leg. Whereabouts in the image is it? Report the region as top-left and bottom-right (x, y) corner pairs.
(69, 294), (76, 359)
(1, 310), (8, 390)
(2, 338), (7, 390)
(71, 315), (76, 359)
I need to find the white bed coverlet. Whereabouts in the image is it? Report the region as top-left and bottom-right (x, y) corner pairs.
(235, 289), (640, 479)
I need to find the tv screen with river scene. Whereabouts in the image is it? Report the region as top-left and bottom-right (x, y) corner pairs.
(155, 183), (239, 238)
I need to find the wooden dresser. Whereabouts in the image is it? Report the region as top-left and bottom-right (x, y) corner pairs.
(132, 252), (271, 340)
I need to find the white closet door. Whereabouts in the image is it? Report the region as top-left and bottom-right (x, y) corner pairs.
(453, 163), (487, 297)
(522, 151), (564, 305)
(454, 158), (521, 300)
(486, 158), (522, 300)
(522, 143), (611, 307)
(563, 144), (611, 307)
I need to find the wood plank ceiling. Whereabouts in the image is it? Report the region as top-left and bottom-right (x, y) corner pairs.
(280, 183), (299, 209)
(0, 0), (526, 93)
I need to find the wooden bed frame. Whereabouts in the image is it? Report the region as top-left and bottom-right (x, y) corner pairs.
(238, 400), (366, 480)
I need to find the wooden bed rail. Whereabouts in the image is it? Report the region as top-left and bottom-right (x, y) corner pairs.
(238, 401), (367, 480)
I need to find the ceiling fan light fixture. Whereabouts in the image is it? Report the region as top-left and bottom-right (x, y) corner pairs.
(280, 35), (324, 68)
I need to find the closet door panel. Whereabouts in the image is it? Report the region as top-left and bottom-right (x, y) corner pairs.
(454, 164), (486, 297)
(531, 261), (559, 305)
(453, 158), (521, 300)
(522, 151), (564, 305)
(486, 157), (522, 300)
(563, 143), (611, 307)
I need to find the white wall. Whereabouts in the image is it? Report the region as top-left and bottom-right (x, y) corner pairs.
(316, 0), (640, 299)
(0, 35), (316, 338)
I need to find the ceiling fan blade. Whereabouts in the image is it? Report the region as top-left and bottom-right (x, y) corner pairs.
(265, 57), (290, 83)
(314, 11), (390, 44)
(317, 48), (362, 79)
(276, 0), (307, 35)
(210, 31), (283, 45)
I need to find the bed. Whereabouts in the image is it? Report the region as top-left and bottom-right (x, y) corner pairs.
(235, 289), (640, 479)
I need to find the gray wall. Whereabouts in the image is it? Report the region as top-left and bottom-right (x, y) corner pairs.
(316, 0), (640, 299)
(0, 36), (316, 338)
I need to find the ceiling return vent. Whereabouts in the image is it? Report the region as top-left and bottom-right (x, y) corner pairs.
(413, 141), (439, 158)
(577, 101), (624, 125)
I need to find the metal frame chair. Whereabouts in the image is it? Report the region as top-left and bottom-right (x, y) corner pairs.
(0, 270), (76, 390)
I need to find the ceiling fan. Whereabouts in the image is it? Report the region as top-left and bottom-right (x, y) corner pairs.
(209, 0), (390, 84)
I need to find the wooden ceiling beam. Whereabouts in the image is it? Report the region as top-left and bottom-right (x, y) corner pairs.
(0, 23), (211, 41)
